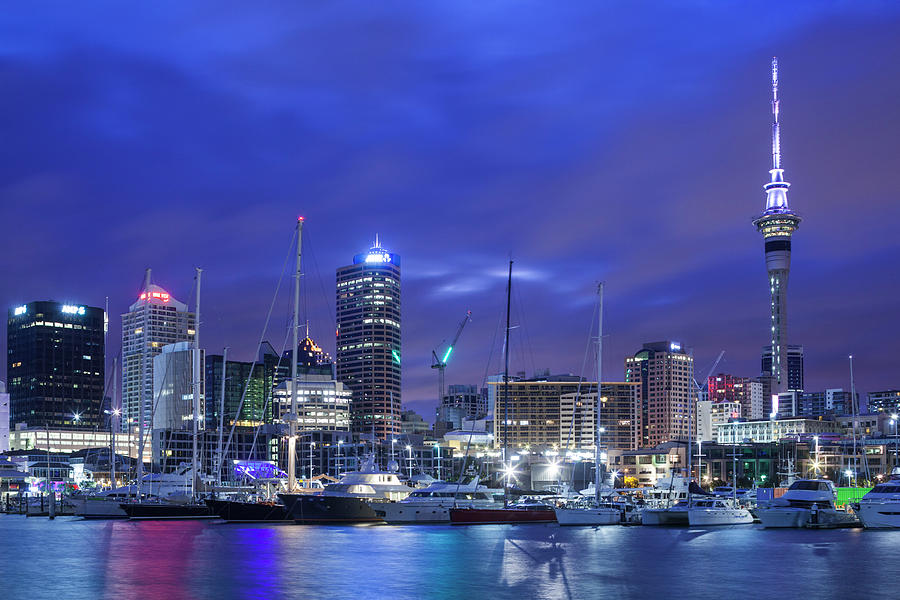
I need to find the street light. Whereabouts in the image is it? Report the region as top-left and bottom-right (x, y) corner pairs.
(72, 412), (81, 424)
(337, 440), (343, 477)
(406, 445), (413, 479)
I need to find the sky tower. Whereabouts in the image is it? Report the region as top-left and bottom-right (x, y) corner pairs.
(753, 57), (801, 393)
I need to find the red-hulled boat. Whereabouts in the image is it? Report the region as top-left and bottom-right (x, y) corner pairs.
(449, 499), (557, 525)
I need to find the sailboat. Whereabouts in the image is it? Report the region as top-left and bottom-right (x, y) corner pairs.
(449, 261), (557, 525)
(121, 269), (216, 520)
(555, 283), (621, 526)
(687, 440), (753, 526)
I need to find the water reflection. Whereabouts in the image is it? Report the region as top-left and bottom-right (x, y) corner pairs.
(2, 518), (900, 600)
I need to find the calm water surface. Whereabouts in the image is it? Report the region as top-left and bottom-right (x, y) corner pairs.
(1, 516), (897, 600)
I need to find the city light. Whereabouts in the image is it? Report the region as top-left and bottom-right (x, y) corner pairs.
(13, 305), (26, 316)
(61, 305), (85, 315)
(441, 346), (453, 364)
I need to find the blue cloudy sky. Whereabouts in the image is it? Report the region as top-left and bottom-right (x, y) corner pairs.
(2, 2), (899, 417)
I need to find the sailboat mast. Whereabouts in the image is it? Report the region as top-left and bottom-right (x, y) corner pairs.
(287, 217), (303, 491)
(849, 354), (858, 485)
(216, 347), (228, 487)
(192, 268), (202, 499)
(503, 260), (512, 508)
(111, 356), (117, 490)
(136, 268), (151, 499)
(595, 283), (603, 504)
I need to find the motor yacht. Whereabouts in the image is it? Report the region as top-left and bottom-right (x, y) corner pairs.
(373, 479), (502, 524)
(688, 497), (753, 526)
(857, 467), (900, 529)
(279, 455), (414, 524)
(757, 479), (858, 528)
(74, 464), (197, 519)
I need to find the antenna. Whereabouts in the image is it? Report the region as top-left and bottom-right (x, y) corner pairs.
(771, 56), (781, 171)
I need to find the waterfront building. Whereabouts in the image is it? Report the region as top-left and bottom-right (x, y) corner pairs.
(435, 384), (487, 436)
(0, 382), (9, 452)
(696, 400), (742, 443)
(205, 342), (282, 429)
(491, 375), (638, 452)
(7, 301), (105, 429)
(624, 341), (695, 447)
(708, 374), (755, 419)
(558, 383), (640, 451)
(752, 58), (802, 394)
(400, 409), (430, 436)
(122, 278), (195, 430)
(151, 342), (205, 431)
(761, 344), (804, 392)
(272, 376), (351, 432)
(715, 417), (839, 445)
(9, 424), (150, 463)
(797, 389), (856, 418)
(607, 443), (687, 487)
(868, 390), (900, 415)
(335, 239), (401, 439)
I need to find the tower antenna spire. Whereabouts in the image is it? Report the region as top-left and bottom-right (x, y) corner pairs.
(771, 56), (781, 171)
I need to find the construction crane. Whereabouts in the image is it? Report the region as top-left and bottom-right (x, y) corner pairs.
(431, 310), (472, 404)
(693, 350), (726, 398)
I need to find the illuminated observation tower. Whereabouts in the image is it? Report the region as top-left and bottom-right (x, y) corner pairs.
(753, 57), (801, 393)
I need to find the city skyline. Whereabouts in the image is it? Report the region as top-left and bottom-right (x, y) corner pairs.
(2, 4), (900, 420)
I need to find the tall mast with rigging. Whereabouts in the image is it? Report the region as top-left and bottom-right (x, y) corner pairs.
(503, 260), (512, 508)
(594, 283), (604, 505)
(287, 217), (304, 491)
(192, 268), (202, 500)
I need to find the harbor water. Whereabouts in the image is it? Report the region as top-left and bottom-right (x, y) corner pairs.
(2, 516), (897, 600)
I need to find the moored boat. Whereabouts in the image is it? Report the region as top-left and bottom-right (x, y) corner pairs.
(857, 467), (900, 529)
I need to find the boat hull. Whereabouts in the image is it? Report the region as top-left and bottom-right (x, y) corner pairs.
(554, 507), (621, 526)
(757, 507), (809, 528)
(120, 502), (218, 520)
(74, 497), (129, 519)
(279, 494), (384, 524)
(206, 499), (292, 523)
(857, 502), (900, 529)
(641, 508), (689, 526)
(688, 508), (753, 526)
(449, 507), (557, 525)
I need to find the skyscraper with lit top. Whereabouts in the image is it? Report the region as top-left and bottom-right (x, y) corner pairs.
(121, 272), (195, 430)
(753, 57), (801, 394)
(335, 237), (401, 439)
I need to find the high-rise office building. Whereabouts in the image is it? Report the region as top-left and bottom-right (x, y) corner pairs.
(435, 384), (487, 436)
(708, 374), (753, 419)
(761, 345), (804, 391)
(122, 281), (195, 430)
(752, 58), (802, 394)
(205, 342), (282, 429)
(7, 301), (105, 428)
(151, 342), (205, 432)
(335, 239), (401, 439)
(624, 341), (695, 447)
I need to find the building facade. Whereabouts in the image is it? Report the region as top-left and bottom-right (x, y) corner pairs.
(335, 240), (401, 438)
(696, 400), (742, 443)
(122, 282), (195, 430)
(715, 418), (840, 445)
(151, 342), (205, 432)
(868, 390), (900, 415)
(7, 301), (105, 429)
(708, 374), (754, 419)
(761, 344), (804, 392)
(624, 341), (695, 447)
(559, 383), (640, 451)
(205, 342), (282, 429)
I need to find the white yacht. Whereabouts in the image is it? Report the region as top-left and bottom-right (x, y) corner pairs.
(73, 464), (196, 519)
(373, 479), (502, 524)
(857, 468), (900, 529)
(556, 495), (627, 526)
(757, 479), (858, 528)
(641, 499), (691, 526)
(688, 497), (753, 526)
